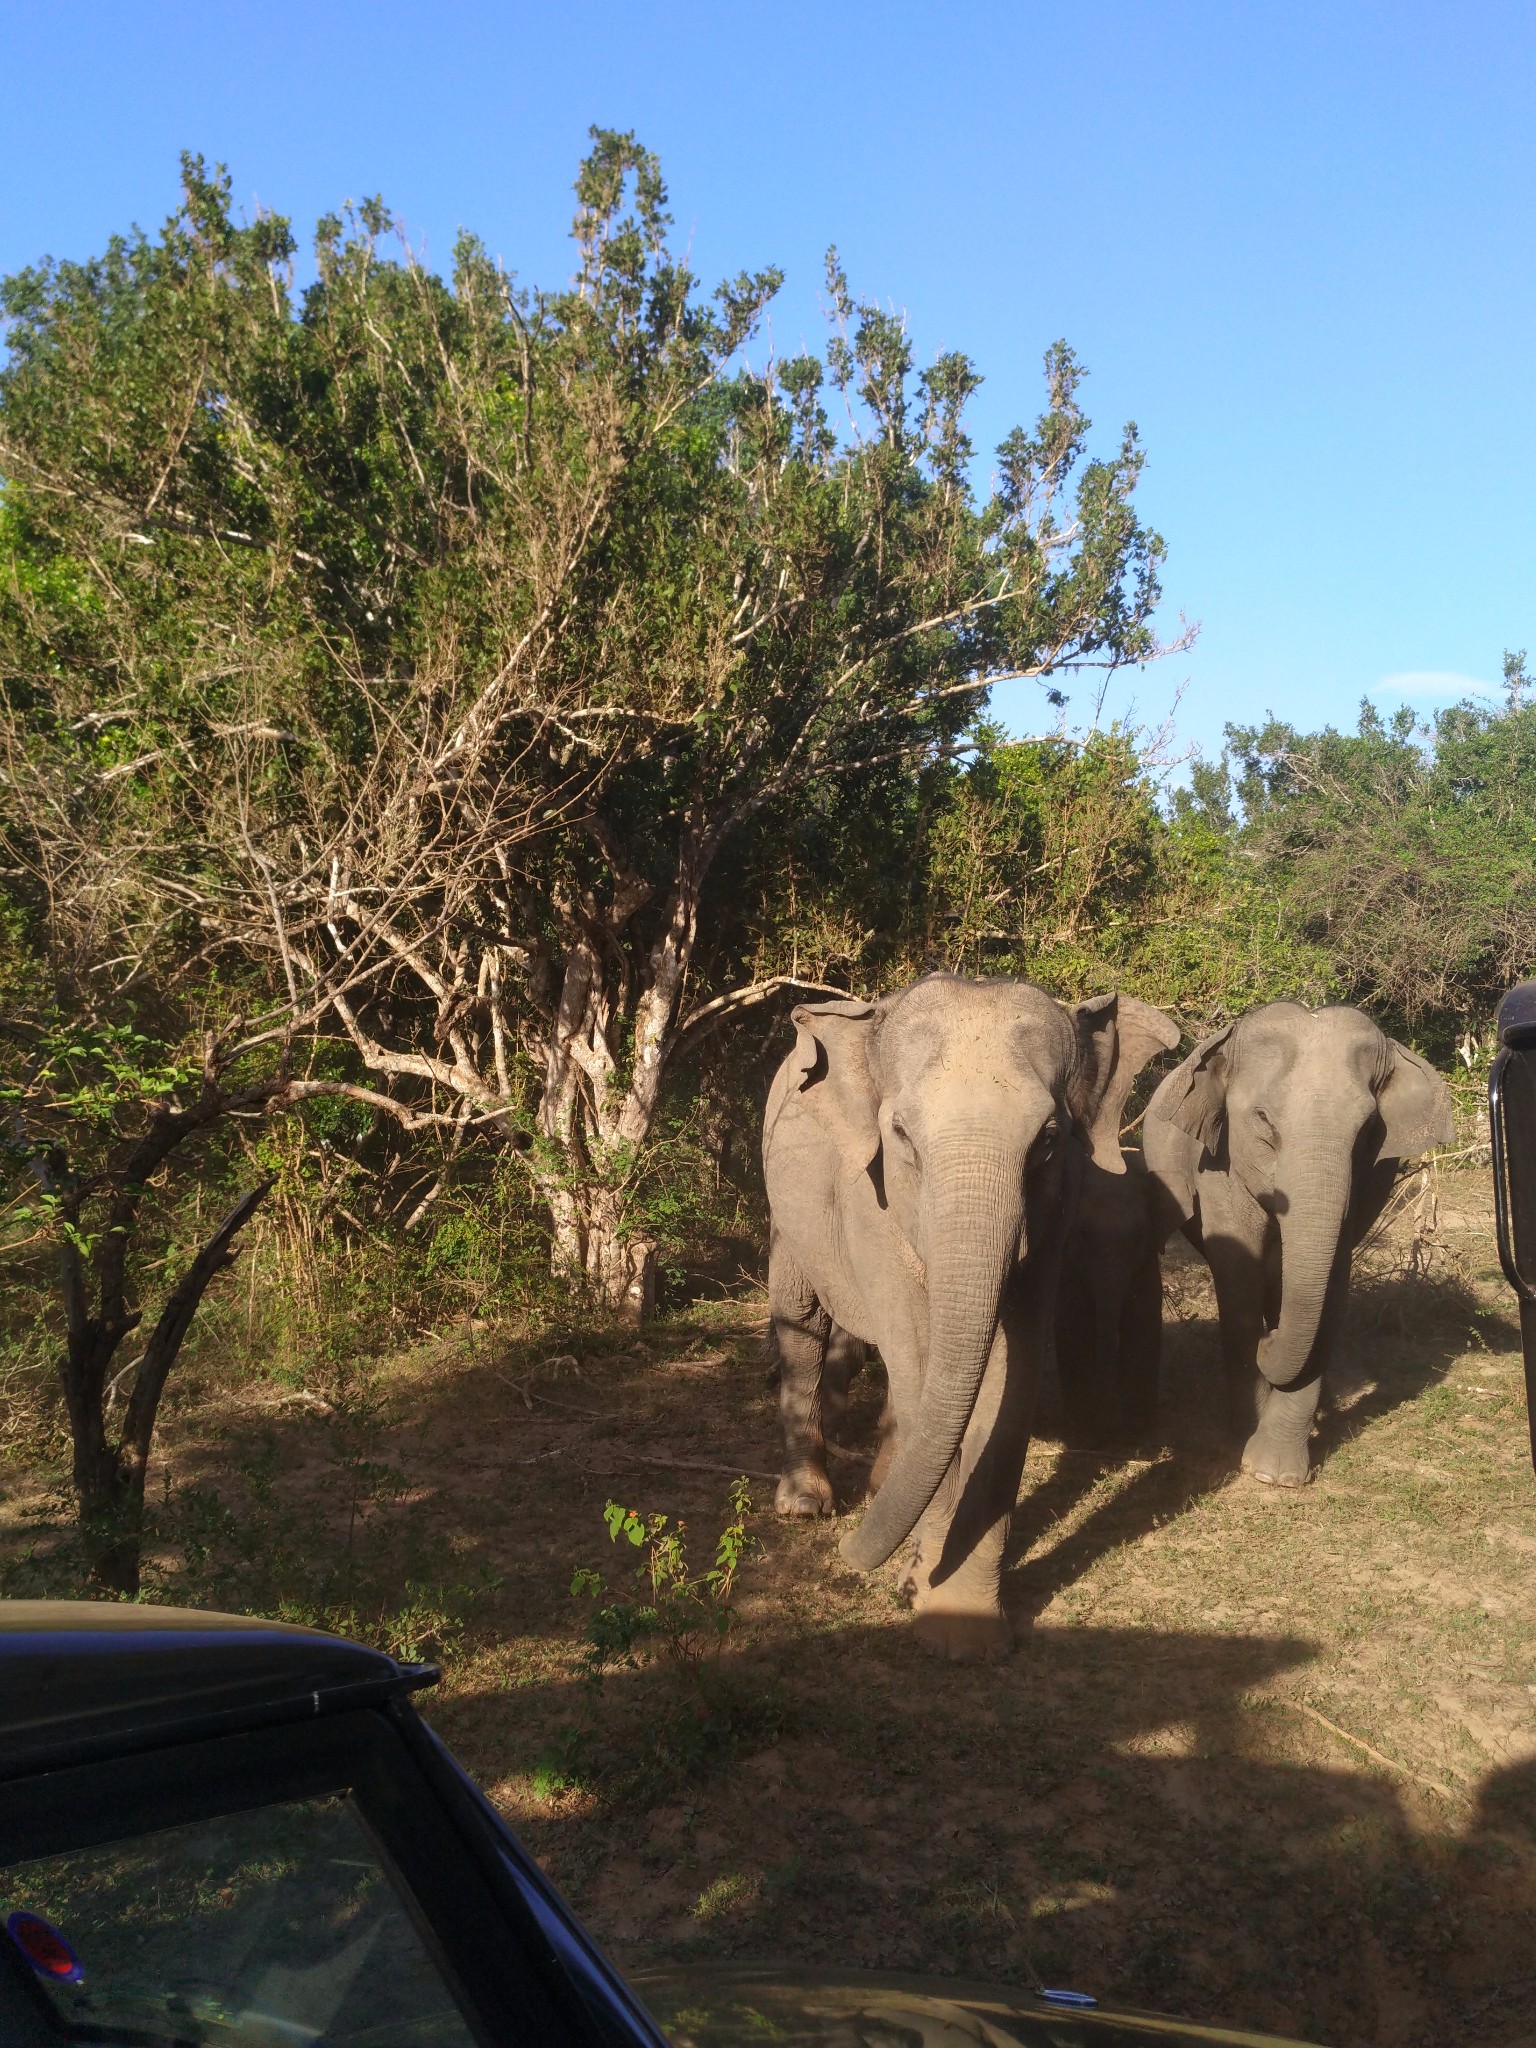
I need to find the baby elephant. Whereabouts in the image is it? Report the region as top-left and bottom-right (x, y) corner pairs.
(1143, 1000), (1453, 1485)
(1055, 1003), (1182, 1444)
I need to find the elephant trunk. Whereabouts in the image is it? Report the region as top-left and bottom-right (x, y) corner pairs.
(839, 1140), (1019, 1572)
(1257, 1156), (1352, 1388)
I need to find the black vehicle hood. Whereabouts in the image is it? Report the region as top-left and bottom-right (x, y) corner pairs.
(0, 1599), (435, 1776)
(635, 1965), (1319, 2048)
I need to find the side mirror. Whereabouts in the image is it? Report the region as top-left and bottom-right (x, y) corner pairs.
(1488, 980), (1536, 1473)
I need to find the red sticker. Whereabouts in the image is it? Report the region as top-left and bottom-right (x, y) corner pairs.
(6, 1910), (84, 1983)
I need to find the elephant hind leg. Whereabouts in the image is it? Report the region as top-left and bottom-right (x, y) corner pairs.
(820, 1323), (866, 1442)
(1204, 1229), (1270, 1441)
(768, 1232), (836, 1518)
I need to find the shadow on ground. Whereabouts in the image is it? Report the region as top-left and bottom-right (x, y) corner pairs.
(6, 1199), (1531, 2048)
(434, 1613), (1536, 2048)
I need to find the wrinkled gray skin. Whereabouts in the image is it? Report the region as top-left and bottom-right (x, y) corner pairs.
(762, 976), (1174, 1660)
(1057, 1152), (1165, 1445)
(1055, 1004), (1182, 1444)
(1143, 1001), (1454, 1485)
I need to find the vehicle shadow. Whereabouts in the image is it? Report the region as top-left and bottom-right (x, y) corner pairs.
(434, 1614), (1536, 2048)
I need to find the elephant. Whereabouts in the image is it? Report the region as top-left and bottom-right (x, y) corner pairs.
(1055, 1001), (1181, 1444)
(761, 974), (1178, 1660)
(1142, 1000), (1454, 1486)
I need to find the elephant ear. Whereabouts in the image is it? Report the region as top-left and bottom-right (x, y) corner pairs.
(1066, 992), (1119, 1148)
(1067, 994), (1182, 1169)
(789, 998), (881, 1172)
(1159, 1022), (1236, 1163)
(1376, 1039), (1455, 1163)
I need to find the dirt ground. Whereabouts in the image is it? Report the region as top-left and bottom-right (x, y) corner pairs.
(6, 1159), (1536, 2048)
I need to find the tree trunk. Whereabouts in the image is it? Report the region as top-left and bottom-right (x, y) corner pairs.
(535, 1174), (656, 1323)
(76, 1448), (146, 1597)
(584, 1188), (657, 1324)
(58, 1181), (272, 1599)
(533, 832), (708, 1323)
(546, 1183), (588, 1288)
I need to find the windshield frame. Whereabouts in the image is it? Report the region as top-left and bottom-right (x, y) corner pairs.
(0, 1706), (577, 2048)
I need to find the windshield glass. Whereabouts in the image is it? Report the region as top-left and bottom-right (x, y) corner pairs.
(1, 1793), (479, 2046)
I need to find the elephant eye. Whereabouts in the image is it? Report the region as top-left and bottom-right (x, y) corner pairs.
(1032, 1121), (1059, 1163)
(889, 1113), (914, 1147)
(1254, 1107), (1279, 1145)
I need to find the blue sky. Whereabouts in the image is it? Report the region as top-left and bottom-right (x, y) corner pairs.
(2, 0), (1531, 766)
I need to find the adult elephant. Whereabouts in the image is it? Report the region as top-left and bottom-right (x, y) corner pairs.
(1055, 1002), (1182, 1443)
(762, 975), (1175, 1660)
(1143, 1001), (1454, 1486)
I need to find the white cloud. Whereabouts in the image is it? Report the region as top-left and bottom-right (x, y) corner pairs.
(1373, 669), (1498, 701)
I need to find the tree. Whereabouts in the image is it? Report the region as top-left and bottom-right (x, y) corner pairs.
(0, 718), (485, 1592)
(921, 723), (1166, 983)
(1228, 696), (1536, 1041)
(0, 162), (552, 1580)
(1, 135), (1181, 1322)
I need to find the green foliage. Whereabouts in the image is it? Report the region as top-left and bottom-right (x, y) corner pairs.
(3, 122), (1526, 1508)
(1228, 697), (1536, 1047)
(1, 128), (1176, 1323)
(537, 1481), (774, 1797)
(922, 723), (1165, 985)
(577, 1480), (754, 1685)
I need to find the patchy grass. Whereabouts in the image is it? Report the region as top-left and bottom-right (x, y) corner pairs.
(4, 1163), (1536, 2046)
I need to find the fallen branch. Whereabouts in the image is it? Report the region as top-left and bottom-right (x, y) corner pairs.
(825, 1441), (873, 1466)
(1274, 1698), (1460, 1799)
(493, 1370), (603, 1419)
(607, 1450), (780, 1482)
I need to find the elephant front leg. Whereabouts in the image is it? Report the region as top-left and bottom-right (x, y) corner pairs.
(1241, 1371), (1321, 1486)
(1055, 1258), (1118, 1447)
(907, 1287), (1039, 1661)
(768, 1234), (836, 1518)
(909, 1501), (1015, 1661)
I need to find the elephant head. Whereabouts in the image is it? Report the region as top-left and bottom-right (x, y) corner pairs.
(782, 977), (1174, 1572)
(1148, 1002), (1453, 1388)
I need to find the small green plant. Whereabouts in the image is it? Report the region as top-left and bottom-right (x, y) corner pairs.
(538, 1480), (775, 1796)
(531, 1723), (593, 1801)
(691, 1870), (761, 1924)
(573, 1479), (755, 1690)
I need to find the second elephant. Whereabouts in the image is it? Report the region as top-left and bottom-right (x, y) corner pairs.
(1056, 1001), (1182, 1444)
(1143, 1000), (1454, 1485)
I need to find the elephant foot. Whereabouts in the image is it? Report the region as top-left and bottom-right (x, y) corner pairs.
(911, 1604), (1013, 1663)
(775, 1463), (834, 1517)
(1240, 1430), (1312, 1488)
